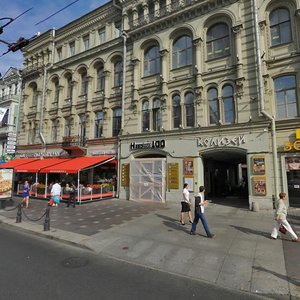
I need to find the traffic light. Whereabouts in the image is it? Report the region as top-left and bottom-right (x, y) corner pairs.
(8, 37), (29, 52)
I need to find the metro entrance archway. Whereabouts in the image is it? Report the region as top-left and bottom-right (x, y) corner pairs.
(202, 148), (248, 208)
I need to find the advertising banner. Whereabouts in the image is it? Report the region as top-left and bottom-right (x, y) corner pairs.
(0, 168), (13, 199)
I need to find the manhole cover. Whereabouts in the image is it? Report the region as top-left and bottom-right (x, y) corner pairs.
(62, 257), (89, 268)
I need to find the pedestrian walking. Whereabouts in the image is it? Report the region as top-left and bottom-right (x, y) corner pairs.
(190, 186), (215, 238)
(180, 183), (193, 225)
(271, 192), (299, 242)
(67, 182), (76, 208)
(21, 180), (30, 208)
(50, 180), (61, 207)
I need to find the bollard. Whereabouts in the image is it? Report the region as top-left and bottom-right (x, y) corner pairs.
(252, 202), (260, 212)
(16, 204), (22, 223)
(44, 207), (50, 231)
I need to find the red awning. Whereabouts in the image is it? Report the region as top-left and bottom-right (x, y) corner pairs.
(40, 156), (114, 174)
(0, 158), (40, 168)
(14, 158), (72, 173)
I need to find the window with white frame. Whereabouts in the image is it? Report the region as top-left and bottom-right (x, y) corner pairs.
(270, 7), (292, 46)
(112, 107), (122, 136)
(95, 111), (104, 138)
(222, 85), (235, 124)
(83, 34), (90, 51)
(172, 35), (192, 69)
(207, 23), (230, 60)
(172, 94), (181, 128)
(152, 98), (161, 131)
(184, 92), (195, 127)
(208, 87), (219, 125)
(115, 21), (122, 38)
(114, 61), (123, 87)
(144, 45), (160, 76)
(142, 100), (150, 132)
(275, 75), (298, 119)
(98, 28), (106, 44)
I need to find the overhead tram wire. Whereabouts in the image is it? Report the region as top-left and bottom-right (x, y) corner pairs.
(35, 0), (81, 26)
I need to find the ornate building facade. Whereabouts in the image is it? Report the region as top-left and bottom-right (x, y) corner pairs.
(17, 0), (300, 208)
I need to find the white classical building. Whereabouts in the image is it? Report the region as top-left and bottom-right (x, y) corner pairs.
(17, 0), (300, 209)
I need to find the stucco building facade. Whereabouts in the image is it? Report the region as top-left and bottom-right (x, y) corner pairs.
(17, 0), (300, 208)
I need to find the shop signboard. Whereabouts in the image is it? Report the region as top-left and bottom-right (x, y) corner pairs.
(121, 163), (129, 187)
(167, 163), (179, 189)
(0, 168), (13, 199)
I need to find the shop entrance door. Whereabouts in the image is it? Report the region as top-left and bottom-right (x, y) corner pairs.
(130, 158), (166, 202)
(286, 157), (300, 207)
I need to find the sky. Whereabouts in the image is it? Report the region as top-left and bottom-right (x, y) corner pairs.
(0, 0), (109, 78)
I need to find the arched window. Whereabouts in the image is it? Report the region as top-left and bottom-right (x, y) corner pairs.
(222, 85), (235, 124)
(270, 8), (291, 46)
(184, 92), (194, 127)
(207, 23), (230, 60)
(112, 107), (122, 136)
(114, 61), (123, 87)
(275, 75), (297, 119)
(208, 87), (219, 125)
(144, 45), (160, 76)
(66, 74), (73, 100)
(172, 94), (181, 128)
(172, 35), (192, 69)
(53, 78), (59, 105)
(81, 70), (88, 96)
(152, 98), (161, 131)
(142, 100), (150, 132)
(96, 63), (105, 91)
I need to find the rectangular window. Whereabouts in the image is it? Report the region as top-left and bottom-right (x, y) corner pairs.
(51, 121), (57, 143)
(115, 21), (122, 38)
(83, 35), (89, 51)
(69, 41), (75, 56)
(112, 108), (122, 136)
(57, 47), (62, 61)
(95, 111), (104, 138)
(98, 28), (106, 44)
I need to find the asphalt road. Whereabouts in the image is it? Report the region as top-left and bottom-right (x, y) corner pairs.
(0, 224), (269, 300)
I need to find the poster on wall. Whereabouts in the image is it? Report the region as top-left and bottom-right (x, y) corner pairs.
(286, 157), (300, 170)
(184, 158), (194, 176)
(252, 156), (265, 175)
(184, 177), (194, 192)
(252, 176), (266, 196)
(0, 168), (13, 199)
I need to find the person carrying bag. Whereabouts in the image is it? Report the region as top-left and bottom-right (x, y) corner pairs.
(270, 192), (299, 242)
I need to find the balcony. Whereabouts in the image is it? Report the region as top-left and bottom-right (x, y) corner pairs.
(62, 135), (86, 147)
(62, 135), (87, 157)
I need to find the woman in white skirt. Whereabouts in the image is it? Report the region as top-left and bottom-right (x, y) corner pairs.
(271, 192), (299, 242)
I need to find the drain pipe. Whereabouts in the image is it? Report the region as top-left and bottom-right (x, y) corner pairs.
(113, 1), (126, 198)
(252, 0), (279, 199)
(40, 28), (55, 152)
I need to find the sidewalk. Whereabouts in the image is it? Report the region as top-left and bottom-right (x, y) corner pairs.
(0, 197), (299, 299)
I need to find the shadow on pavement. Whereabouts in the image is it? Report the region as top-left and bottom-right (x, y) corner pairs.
(253, 266), (300, 286)
(230, 225), (270, 239)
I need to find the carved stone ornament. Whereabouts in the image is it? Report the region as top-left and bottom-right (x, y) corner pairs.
(159, 49), (169, 56)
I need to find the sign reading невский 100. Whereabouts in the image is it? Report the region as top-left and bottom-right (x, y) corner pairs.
(130, 140), (165, 150)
